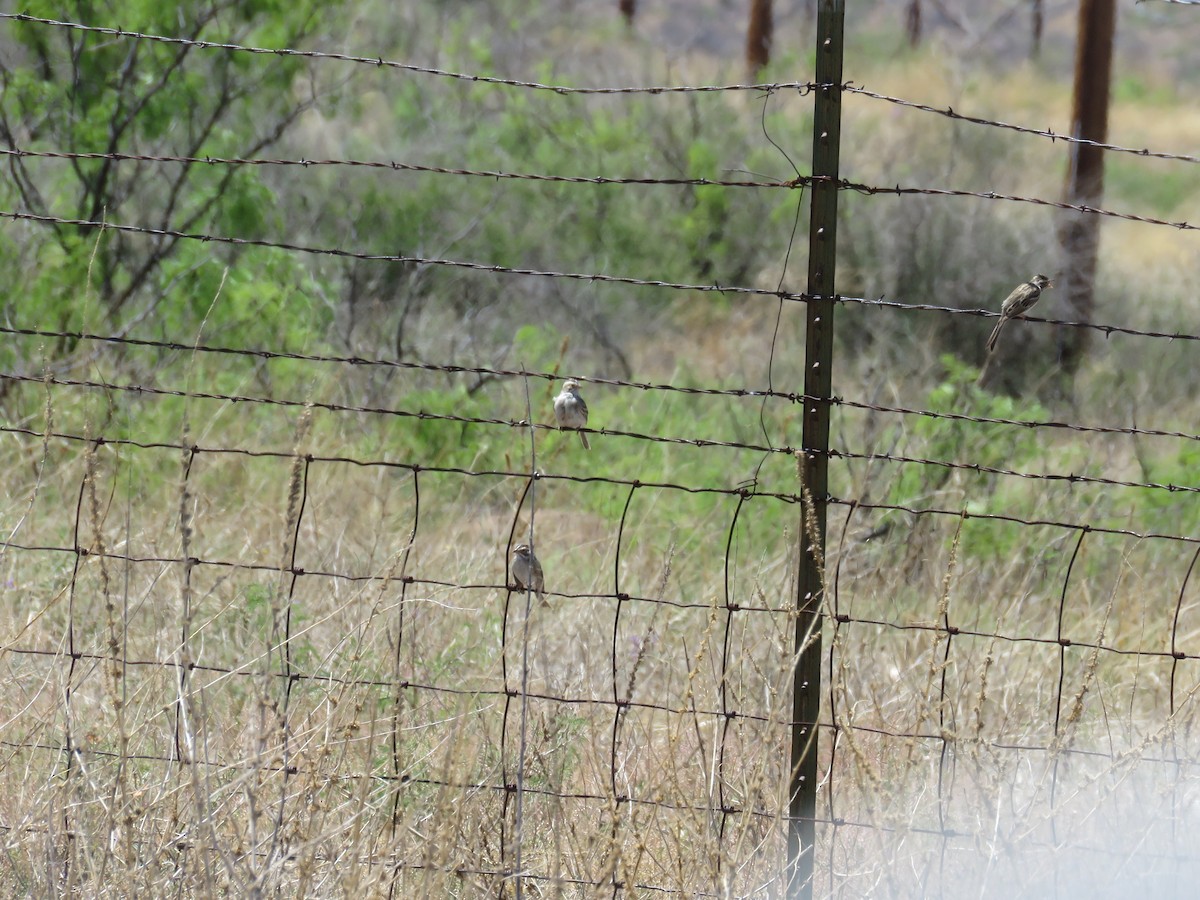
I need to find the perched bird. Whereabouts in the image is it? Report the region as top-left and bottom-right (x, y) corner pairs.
(511, 543), (545, 604)
(553, 379), (590, 449)
(986, 274), (1053, 353)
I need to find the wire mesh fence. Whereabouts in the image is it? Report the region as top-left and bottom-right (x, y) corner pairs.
(2, 4), (1200, 898)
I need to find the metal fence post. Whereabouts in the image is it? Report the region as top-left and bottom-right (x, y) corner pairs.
(788, 1), (844, 897)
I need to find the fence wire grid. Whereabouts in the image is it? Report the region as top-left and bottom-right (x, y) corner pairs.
(2, 6), (1200, 900)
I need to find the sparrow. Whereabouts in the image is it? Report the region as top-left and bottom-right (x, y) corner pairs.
(553, 379), (590, 449)
(510, 543), (545, 604)
(986, 274), (1053, 353)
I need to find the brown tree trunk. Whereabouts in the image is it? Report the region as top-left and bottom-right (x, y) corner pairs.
(1031, 0), (1044, 58)
(1058, 0), (1115, 372)
(746, 0), (773, 74)
(619, 0), (636, 26)
(906, 1), (922, 48)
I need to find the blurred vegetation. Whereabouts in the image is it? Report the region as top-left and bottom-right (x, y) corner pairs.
(2, 0), (337, 348)
(0, 0), (1197, 550)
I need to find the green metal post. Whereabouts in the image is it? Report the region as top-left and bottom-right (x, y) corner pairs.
(788, 2), (844, 897)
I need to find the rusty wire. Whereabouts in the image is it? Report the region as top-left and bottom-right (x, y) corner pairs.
(4, 210), (1198, 348)
(0, 12), (816, 96)
(5, 327), (1200, 444)
(5, 370), (1199, 500)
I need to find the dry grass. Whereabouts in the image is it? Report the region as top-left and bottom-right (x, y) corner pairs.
(3, 300), (1200, 900)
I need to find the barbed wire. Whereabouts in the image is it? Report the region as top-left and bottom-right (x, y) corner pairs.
(834, 611), (1194, 662)
(0, 370), (793, 456)
(0, 12), (816, 97)
(5, 12), (1200, 177)
(0, 325), (797, 399)
(0, 762), (1195, 870)
(5, 327), (1200, 447)
(1, 207), (807, 299)
(833, 292), (1200, 342)
(0, 642), (782, 725)
(1, 534), (791, 614)
(2, 638), (1195, 771)
(7, 368), (1197, 500)
(15, 415), (1200, 593)
(838, 177), (1199, 231)
(6, 157), (1199, 234)
(8, 144), (1200, 239)
(7, 415), (1200, 563)
(828, 495), (1200, 546)
(0, 422), (799, 505)
(831, 394), (1200, 445)
(828, 446), (1200, 496)
(844, 84), (1200, 165)
(0, 146), (791, 189)
(5, 210), (1200, 346)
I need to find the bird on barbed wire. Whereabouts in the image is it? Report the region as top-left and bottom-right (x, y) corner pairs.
(553, 379), (590, 449)
(511, 543), (546, 605)
(985, 274), (1053, 353)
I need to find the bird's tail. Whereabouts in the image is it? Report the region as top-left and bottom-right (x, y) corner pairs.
(985, 318), (1006, 353)
(578, 431), (590, 450)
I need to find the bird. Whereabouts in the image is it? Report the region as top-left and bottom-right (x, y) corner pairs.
(510, 543), (545, 604)
(986, 274), (1053, 353)
(553, 379), (590, 449)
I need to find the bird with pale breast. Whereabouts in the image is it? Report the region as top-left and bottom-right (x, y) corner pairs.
(553, 379), (590, 449)
(986, 274), (1053, 353)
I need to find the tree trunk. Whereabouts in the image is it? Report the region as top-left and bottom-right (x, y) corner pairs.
(906, 1), (922, 48)
(746, 0), (773, 74)
(618, 0), (635, 27)
(1057, 0), (1116, 373)
(1031, 0), (1044, 59)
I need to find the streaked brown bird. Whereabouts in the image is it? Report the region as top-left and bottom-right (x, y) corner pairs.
(986, 274), (1053, 353)
(510, 543), (545, 604)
